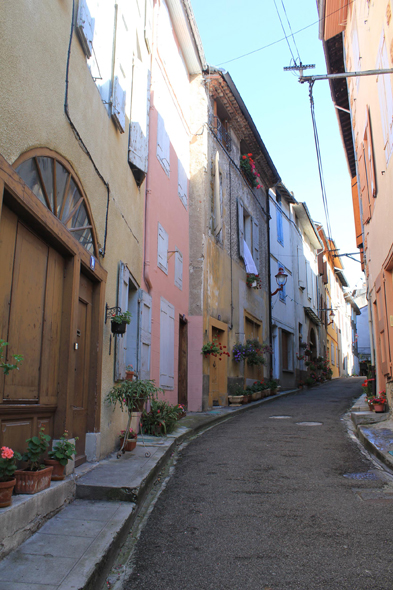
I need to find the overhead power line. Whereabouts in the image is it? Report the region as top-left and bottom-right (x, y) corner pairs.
(218, 0), (354, 67)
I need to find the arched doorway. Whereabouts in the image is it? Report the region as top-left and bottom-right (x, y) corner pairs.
(0, 149), (106, 465)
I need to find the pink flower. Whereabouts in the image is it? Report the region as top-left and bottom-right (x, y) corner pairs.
(1, 446), (14, 460)
(157, 410), (161, 414)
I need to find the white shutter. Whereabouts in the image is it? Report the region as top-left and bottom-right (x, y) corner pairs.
(377, 34), (393, 164)
(77, 0), (95, 58)
(86, 1), (114, 107)
(112, 0), (132, 133)
(157, 222), (168, 274)
(160, 298), (175, 389)
(115, 261), (130, 381)
(238, 199), (244, 259)
(297, 247), (306, 289)
(252, 218), (259, 270)
(174, 249), (183, 290)
(139, 290), (152, 380)
(144, 0), (153, 53)
(178, 158), (188, 209)
(156, 112), (170, 175)
(129, 59), (151, 174)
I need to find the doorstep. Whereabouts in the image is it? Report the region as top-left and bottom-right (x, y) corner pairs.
(0, 460), (99, 561)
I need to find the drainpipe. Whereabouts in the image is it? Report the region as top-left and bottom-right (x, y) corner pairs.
(144, 171), (152, 292)
(267, 191), (273, 379)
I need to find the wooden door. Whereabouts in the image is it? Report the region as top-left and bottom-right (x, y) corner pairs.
(178, 317), (188, 407)
(245, 316), (263, 382)
(209, 326), (227, 406)
(73, 274), (93, 465)
(0, 206), (64, 451)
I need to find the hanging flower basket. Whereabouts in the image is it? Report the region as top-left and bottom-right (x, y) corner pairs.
(111, 311), (132, 335)
(246, 273), (262, 289)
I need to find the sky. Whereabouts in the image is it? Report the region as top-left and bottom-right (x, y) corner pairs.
(191, 0), (363, 289)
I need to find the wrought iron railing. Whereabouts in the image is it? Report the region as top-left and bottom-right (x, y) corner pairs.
(209, 114), (231, 152)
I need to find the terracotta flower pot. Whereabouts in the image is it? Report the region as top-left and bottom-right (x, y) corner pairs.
(373, 403), (385, 413)
(125, 371), (134, 381)
(44, 459), (66, 481)
(14, 466), (53, 494)
(0, 478), (16, 508)
(119, 437), (137, 452)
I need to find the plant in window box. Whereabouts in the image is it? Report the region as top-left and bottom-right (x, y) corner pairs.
(246, 273), (262, 289)
(111, 311), (132, 335)
(0, 446), (22, 507)
(15, 428), (53, 494)
(44, 431), (78, 480)
(240, 154), (262, 189)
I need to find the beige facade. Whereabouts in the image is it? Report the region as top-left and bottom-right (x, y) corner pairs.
(0, 1), (149, 460)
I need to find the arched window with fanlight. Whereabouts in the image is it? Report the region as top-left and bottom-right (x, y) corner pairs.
(14, 149), (99, 257)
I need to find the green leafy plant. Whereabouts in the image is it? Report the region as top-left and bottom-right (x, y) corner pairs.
(141, 400), (185, 436)
(0, 446), (22, 482)
(305, 377), (316, 387)
(201, 338), (230, 359)
(120, 428), (137, 440)
(106, 379), (162, 413)
(48, 431), (78, 466)
(230, 386), (246, 396)
(0, 339), (23, 375)
(244, 339), (269, 366)
(22, 427), (51, 471)
(267, 378), (278, 390)
(111, 310), (132, 325)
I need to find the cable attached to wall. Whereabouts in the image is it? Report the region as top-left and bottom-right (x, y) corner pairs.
(65, 0), (110, 257)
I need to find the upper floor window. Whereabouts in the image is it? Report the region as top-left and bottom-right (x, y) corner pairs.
(209, 100), (231, 152)
(276, 192), (283, 246)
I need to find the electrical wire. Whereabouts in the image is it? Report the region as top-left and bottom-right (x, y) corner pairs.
(308, 81), (333, 246)
(272, 0), (297, 64)
(280, 0), (302, 64)
(218, 0), (354, 67)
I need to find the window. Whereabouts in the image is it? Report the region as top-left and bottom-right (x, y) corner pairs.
(213, 152), (222, 240)
(129, 59), (151, 183)
(160, 297), (175, 389)
(15, 151), (98, 255)
(178, 157), (188, 210)
(276, 193), (283, 246)
(278, 261), (286, 302)
(157, 223), (168, 274)
(238, 200), (259, 271)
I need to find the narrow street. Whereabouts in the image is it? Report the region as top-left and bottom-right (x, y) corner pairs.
(123, 379), (393, 590)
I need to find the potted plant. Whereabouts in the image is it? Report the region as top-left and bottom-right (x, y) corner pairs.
(372, 393), (387, 413)
(125, 364), (134, 381)
(119, 428), (137, 452)
(111, 310), (132, 335)
(268, 378), (278, 394)
(232, 342), (246, 362)
(246, 273), (262, 289)
(0, 446), (21, 507)
(44, 431), (78, 480)
(141, 400), (183, 436)
(298, 380), (305, 390)
(15, 428), (53, 494)
(201, 339), (230, 359)
(228, 386), (245, 406)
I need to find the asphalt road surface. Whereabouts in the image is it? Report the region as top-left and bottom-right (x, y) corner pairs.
(125, 378), (393, 590)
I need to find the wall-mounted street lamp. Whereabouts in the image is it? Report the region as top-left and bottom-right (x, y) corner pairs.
(327, 310), (335, 326)
(271, 266), (288, 297)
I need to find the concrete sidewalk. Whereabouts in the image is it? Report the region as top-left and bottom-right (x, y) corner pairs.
(350, 393), (393, 471)
(0, 388), (298, 590)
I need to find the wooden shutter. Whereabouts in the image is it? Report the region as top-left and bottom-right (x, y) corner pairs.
(238, 199), (244, 259)
(365, 107), (377, 216)
(157, 222), (168, 274)
(377, 34), (393, 164)
(115, 261), (130, 381)
(318, 252), (324, 276)
(358, 146), (371, 225)
(174, 249), (183, 290)
(252, 218), (259, 270)
(160, 298), (175, 389)
(375, 274), (391, 377)
(138, 290), (152, 380)
(178, 158), (188, 209)
(112, 0), (132, 133)
(144, 0), (153, 53)
(129, 59), (151, 174)
(351, 176), (363, 247)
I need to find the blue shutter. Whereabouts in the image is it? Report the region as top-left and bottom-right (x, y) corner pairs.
(277, 207), (283, 245)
